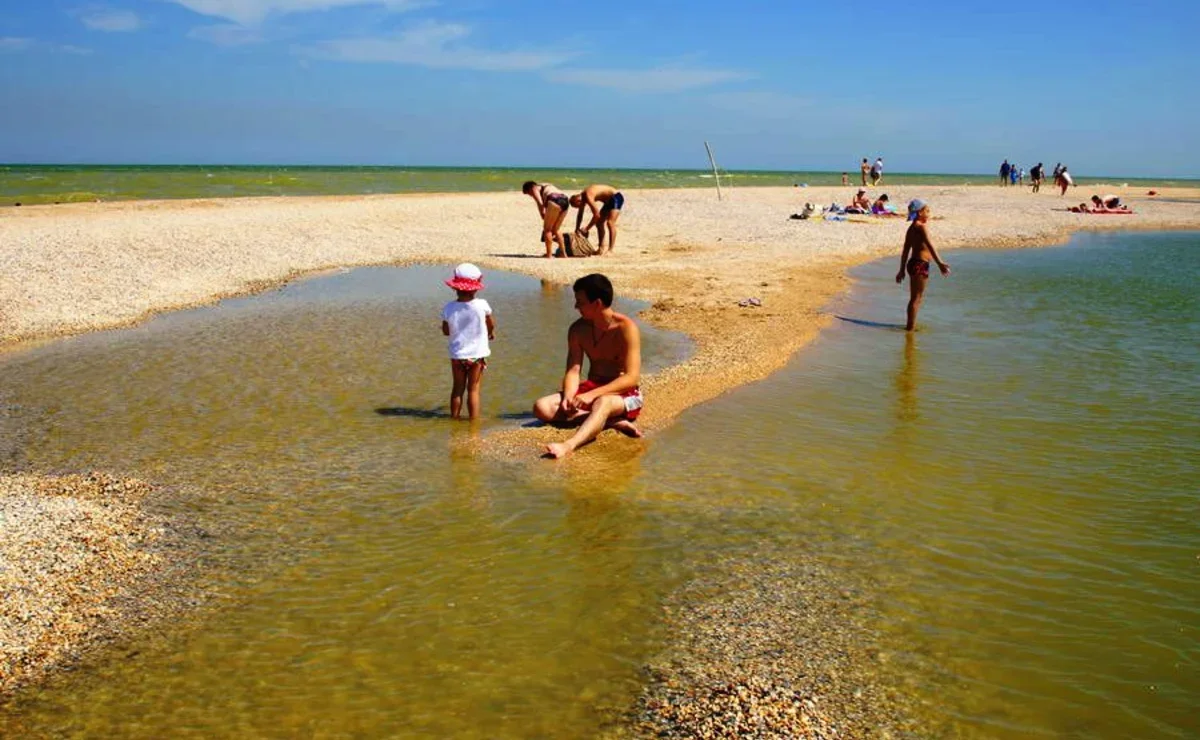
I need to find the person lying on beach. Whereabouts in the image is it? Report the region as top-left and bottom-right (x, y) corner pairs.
(533, 273), (644, 459)
(522, 181), (569, 258)
(1069, 203), (1093, 213)
(896, 199), (950, 332)
(569, 184), (625, 254)
(846, 188), (871, 213)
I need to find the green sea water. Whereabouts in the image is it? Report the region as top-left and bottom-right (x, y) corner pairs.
(2, 164), (1191, 206)
(1, 233), (1197, 738)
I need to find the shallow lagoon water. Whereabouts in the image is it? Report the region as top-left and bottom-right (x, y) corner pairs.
(0, 267), (696, 738)
(3, 233), (1199, 738)
(637, 230), (1200, 737)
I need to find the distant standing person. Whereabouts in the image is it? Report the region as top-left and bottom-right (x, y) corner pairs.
(841, 172), (850, 186)
(896, 199), (951, 331)
(860, 158), (871, 186)
(871, 157), (884, 186)
(1030, 162), (1045, 192)
(533, 273), (644, 458)
(441, 263), (496, 421)
(999, 159), (1011, 186)
(1056, 165), (1073, 196)
(570, 184), (625, 254)
(522, 181), (569, 258)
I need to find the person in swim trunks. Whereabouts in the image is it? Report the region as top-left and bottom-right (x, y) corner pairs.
(570, 184), (625, 254)
(522, 181), (570, 258)
(896, 199), (950, 331)
(533, 273), (644, 458)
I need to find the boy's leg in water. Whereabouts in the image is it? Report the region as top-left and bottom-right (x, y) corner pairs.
(906, 271), (927, 331)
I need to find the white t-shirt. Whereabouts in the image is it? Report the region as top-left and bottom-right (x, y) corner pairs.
(442, 298), (492, 359)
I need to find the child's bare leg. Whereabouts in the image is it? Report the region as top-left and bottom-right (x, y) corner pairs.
(466, 362), (485, 421)
(545, 396), (622, 458)
(905, 274), (927, 332)
(450, 361), (467, 419)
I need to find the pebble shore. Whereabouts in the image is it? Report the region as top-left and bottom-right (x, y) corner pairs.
(0, 473), (209, 698)
(605, 545), (929, 739)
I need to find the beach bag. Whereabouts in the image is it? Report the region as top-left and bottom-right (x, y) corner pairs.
(563, 230), (599, 257)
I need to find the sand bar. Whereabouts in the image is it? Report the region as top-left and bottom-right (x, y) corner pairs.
(3, 184), (1200, 709)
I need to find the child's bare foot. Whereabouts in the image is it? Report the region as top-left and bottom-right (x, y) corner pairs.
(609, 419), (642, 438)
(544, 442), (573, 459)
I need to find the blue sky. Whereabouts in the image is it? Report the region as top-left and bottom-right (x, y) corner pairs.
(1, 0), (1197, 175)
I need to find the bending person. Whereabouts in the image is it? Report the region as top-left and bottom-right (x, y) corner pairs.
(1091, 194), (1129, 212)
(522, 181), (569, 258)
(570, 184), (625, 254)
(533, 273), (644, 458)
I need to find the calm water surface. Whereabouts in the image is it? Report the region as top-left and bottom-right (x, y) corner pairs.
(2, 233), (1198, 738)
(638, 230), (1199, 737)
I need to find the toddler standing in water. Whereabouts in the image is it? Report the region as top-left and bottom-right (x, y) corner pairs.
(441, 263), (495, 420)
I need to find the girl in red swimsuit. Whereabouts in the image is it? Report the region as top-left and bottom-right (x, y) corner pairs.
(896, 200), (951, 331)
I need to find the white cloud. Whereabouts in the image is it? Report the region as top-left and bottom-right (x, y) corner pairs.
(304, 21), (572, 71)
(546, 65), (747, 93)
(188, 23), (263, 45)
(0, 37), (93, 55)
(0, 37), (34, 52)
(167, 0), (429, 26)
(78, 7), (145, 32)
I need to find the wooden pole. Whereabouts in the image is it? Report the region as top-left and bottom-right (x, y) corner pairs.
(704, 141), (722, 201)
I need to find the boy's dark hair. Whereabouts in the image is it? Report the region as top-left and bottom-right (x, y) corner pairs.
(573, 273), (613, 307)
(521, 180), (537, 194)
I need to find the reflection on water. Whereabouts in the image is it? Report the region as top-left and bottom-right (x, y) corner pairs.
(895, 332), (919, 424)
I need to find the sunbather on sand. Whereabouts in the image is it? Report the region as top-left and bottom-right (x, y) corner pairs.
(846, 188), (871, 213)
(871, 194), (904, 216)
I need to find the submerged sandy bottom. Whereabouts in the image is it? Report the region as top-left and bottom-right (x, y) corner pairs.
(2, 184), (1199, 725)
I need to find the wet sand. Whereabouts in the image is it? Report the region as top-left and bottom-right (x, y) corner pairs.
(3, 184), (1200, 723)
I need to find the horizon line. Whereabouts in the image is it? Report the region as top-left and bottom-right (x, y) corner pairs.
(2, 162), (1196, 181)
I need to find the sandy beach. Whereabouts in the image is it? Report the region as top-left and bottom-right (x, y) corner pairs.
(3, 184), (1200, 719)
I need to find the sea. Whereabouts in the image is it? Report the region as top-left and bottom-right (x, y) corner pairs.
(1, 164), (1192, 205)
(0, 222), (1196, 734)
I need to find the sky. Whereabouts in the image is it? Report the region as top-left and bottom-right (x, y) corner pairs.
(1, 0), (1198, 176)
